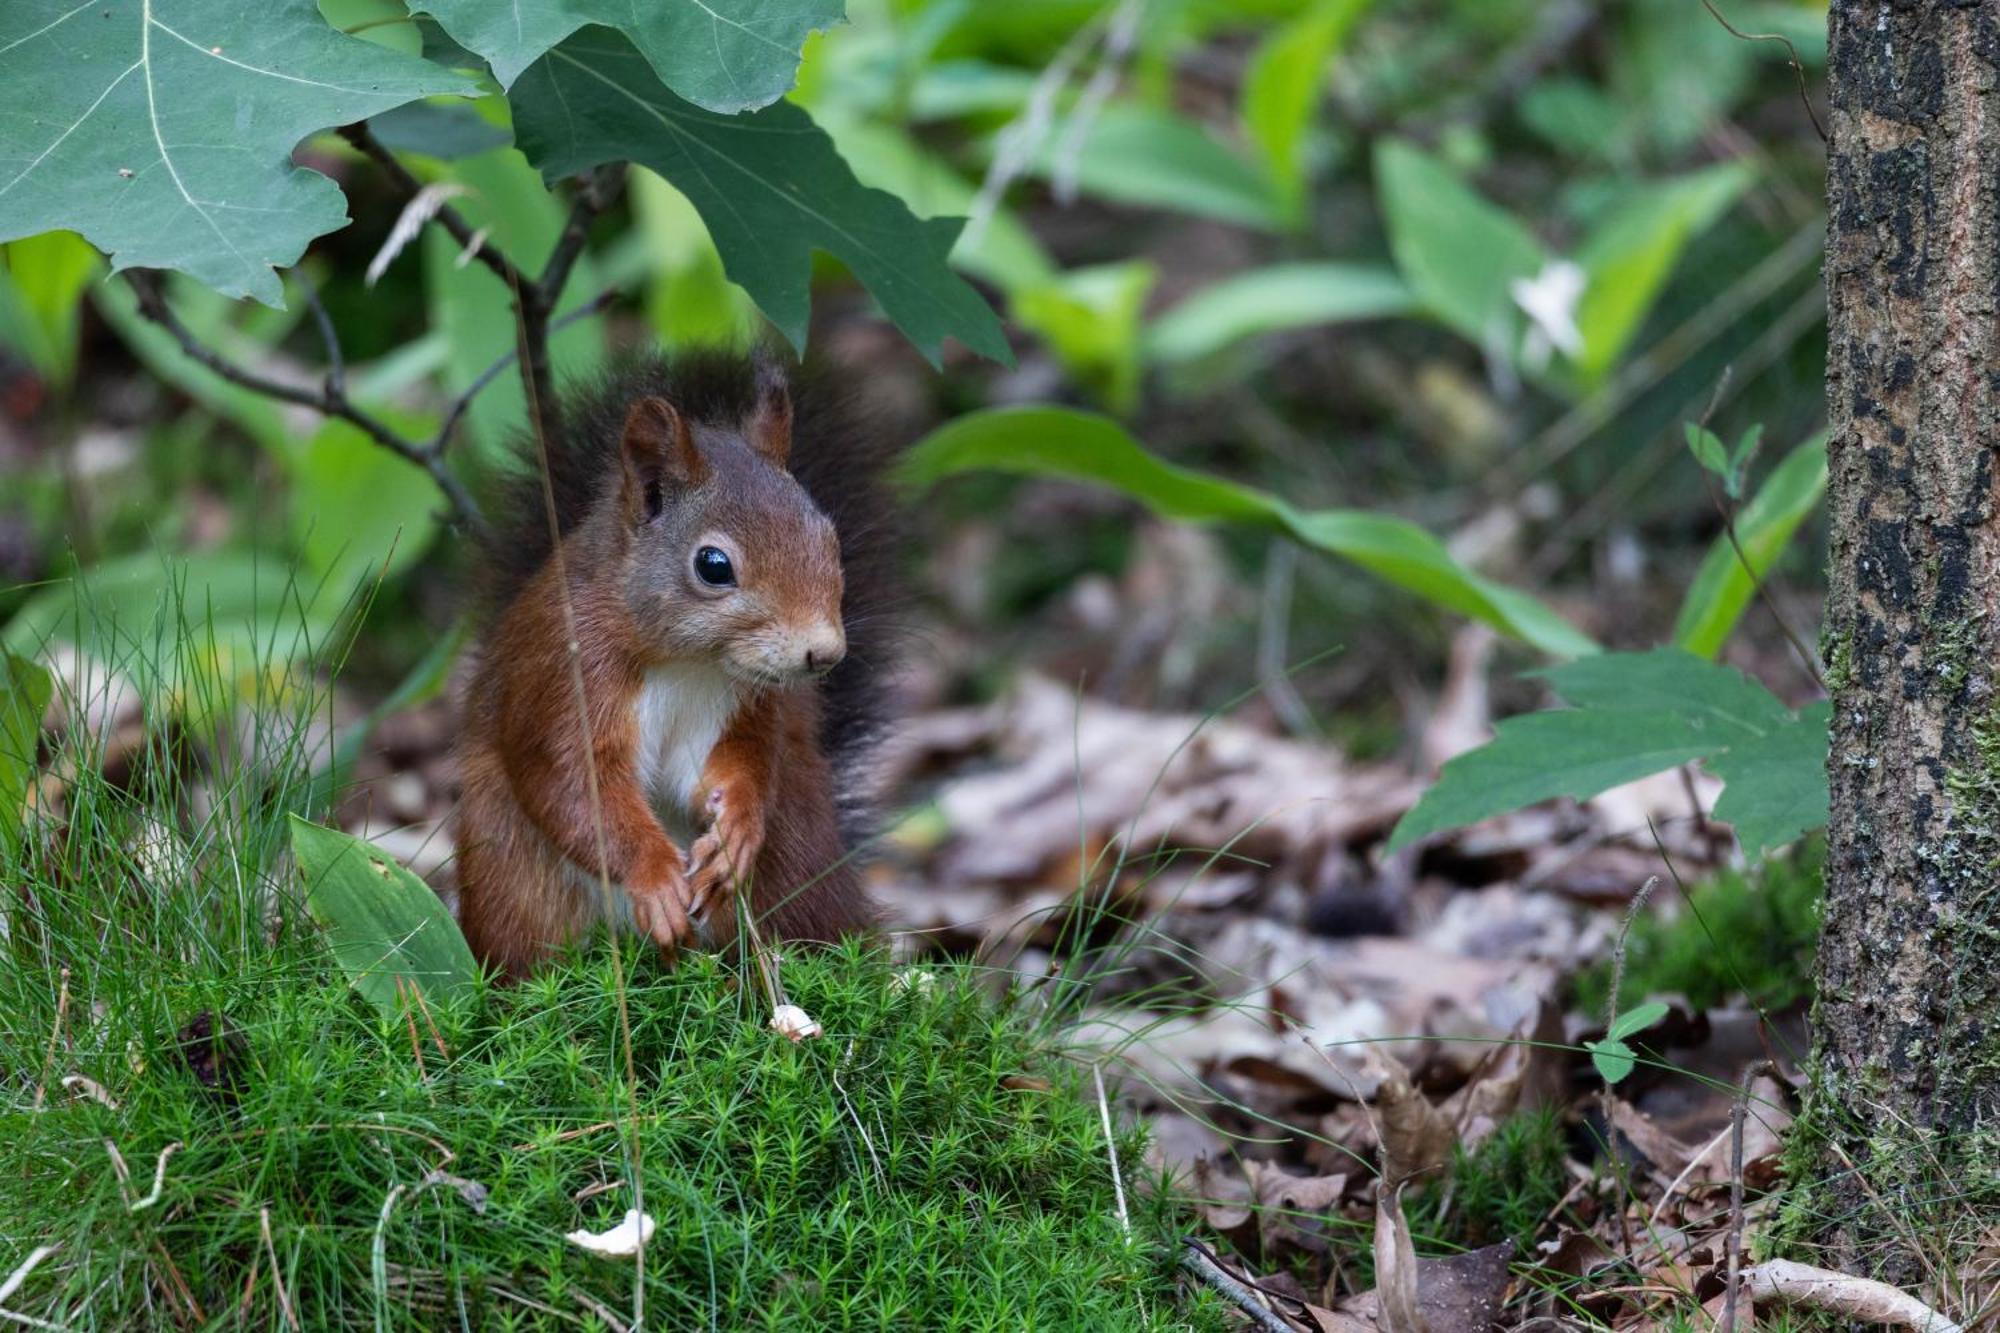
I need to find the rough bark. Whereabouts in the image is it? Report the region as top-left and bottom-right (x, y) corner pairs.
(1818, 0), (2000, 1272)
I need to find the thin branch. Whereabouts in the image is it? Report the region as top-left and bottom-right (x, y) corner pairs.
(1701, 0), (1828, 143)
(429, 287), (619, 460)
(337, 122), (525, 291)
(1177, 1240), (1300, 1333)
(517, 165), (626, 448)
(126, 271), (489, 541)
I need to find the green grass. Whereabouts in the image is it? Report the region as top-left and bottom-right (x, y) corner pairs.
(1573, 842), (1824, 1016)
(0, 626), (1216, 1330)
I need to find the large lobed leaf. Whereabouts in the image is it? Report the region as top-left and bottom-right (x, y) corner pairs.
(1389, 649), (1830, 858)
(413, 0), (841, 111)
(900, 406), (1595, 659)
(510, 29), (1007, 366)
(0, 0), (474, 305)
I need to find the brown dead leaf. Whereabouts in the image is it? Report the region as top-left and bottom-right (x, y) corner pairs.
(1361, 1048), (1451, 1188)
(1741, 1259), (1965, 1333)
(1246, 1161), (1352, 1258)
(1372, 1183), (1427, 1333)
(1339, 1241), (1516, 1333)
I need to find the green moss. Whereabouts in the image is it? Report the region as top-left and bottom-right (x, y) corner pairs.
(0, 643), (1219, 1331)
(1574, 843), (1823, 1016)
(1410, 1108), (1571, 1252)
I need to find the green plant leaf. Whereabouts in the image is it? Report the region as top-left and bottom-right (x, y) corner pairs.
(900, 406), (1595, 658)
(290, 411), (442, 590)
(1608, 1000), (1669, 1041)
(1587, 1038), (1637, 1084)
(1012, 262), (1156, 414)
(1685, 423), (1731, 480)
(1145, 263), (1414, 364)
(509, 30), (1008, 366)
(290, 815), (479, 1018)
(0, 651), (52, 859)
(1674, 433), (1827, 659)
(0, 231), (102, 382)
(2, 551), (343, 710)
(1240, 0), (1368, 227)
(0, 0), (475, 305)
(1570, 164), (1750, 386)
(1036, 105), (1284, 231)
(1389, 649), (1828, 857)
(1374, 138), (1546, 345)
(412, 0), (841, 110)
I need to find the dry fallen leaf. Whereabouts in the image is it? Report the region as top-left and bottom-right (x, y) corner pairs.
(1741, 1259), (1965, 1333)
(1361, 1048), (1452, 1188)
(565, 1208), (655, 1258)
(61, 1074), (118, 1109)
(1373, 1183), (1428, 1333)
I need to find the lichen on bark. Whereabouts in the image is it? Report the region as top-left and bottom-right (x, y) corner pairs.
(1814, 0), (2000, 1275)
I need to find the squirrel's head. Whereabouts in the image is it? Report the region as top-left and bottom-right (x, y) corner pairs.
(613, 365), (845, 686)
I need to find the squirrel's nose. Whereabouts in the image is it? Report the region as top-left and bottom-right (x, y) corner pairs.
(802, 623), (846, 675)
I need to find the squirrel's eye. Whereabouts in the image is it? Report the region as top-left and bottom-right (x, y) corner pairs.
(693, 546), (736, 587)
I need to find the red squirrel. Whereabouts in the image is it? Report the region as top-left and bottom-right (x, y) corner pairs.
(453, 352), (897, 977)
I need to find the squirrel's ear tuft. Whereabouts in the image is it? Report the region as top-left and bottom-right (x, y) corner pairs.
(621, 396), (703, 519)
(747, 358), (792, 467)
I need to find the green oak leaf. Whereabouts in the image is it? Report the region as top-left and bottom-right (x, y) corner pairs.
(1389, 649), (1828, 857)
(413, 0), (842, 111)
(510, 29), (1007, 366)
(0, 0), (474, 305)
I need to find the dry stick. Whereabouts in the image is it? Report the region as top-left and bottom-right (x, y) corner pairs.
(510, 265), (649, 1331)
(124, 272), (490, 541)
(1177, 1240), (1299, 1333)
(31, 965), (69, 1111)
(1720, 1060), (1771, 1333)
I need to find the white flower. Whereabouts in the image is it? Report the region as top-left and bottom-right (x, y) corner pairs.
(1510, 259), (1587, 371)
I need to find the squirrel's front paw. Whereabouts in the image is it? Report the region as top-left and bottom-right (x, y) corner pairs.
(687, 788), (764, 918)
(628, 876), (696, 953)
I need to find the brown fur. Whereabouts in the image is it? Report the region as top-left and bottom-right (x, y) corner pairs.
(454, 355), (881, 978)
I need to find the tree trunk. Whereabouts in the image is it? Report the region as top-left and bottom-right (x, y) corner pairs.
(1818, 0), (2000, 1272)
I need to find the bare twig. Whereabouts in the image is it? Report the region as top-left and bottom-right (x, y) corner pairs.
(429, 287), (619, 461)
(337, 123), (525, 291)
(125, 271), (491, 540)
(1177, 1240), (1300, 1333)
(1093, 1064), (1131, 1234)
(517, 166), (625, 448)
(1700, 0), (1828, 142)
(1721, 1060), (1772, 1333)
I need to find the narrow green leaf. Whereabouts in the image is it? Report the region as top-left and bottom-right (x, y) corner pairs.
(1685, 423), (1730, 479)
(1608, 1000), (1670, 1041)
(1374, 138), (1546, 344)
(0, 0), (475, 305)
(0, 232), (102, 381)
(1145, 263), (1414, 364)
(1570, 164), (1750, 386)
(509, 30), (1008, 366)
(1673, 434), (1828, 658)
(1012, 262), (1156, 414)
(1, 651), (52, 858)
(1241, 0), (1368, 226)
(900, 406), (1595, 658)
(412, 0), (842, 110)
(1036, 105), (1285, 231)
(290, 410), (442, 590)
(291, 815), (479, 1018)
(1390, 649), (1829, 857)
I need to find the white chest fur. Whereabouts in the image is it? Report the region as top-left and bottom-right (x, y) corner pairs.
(633, 663), (740, 818)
